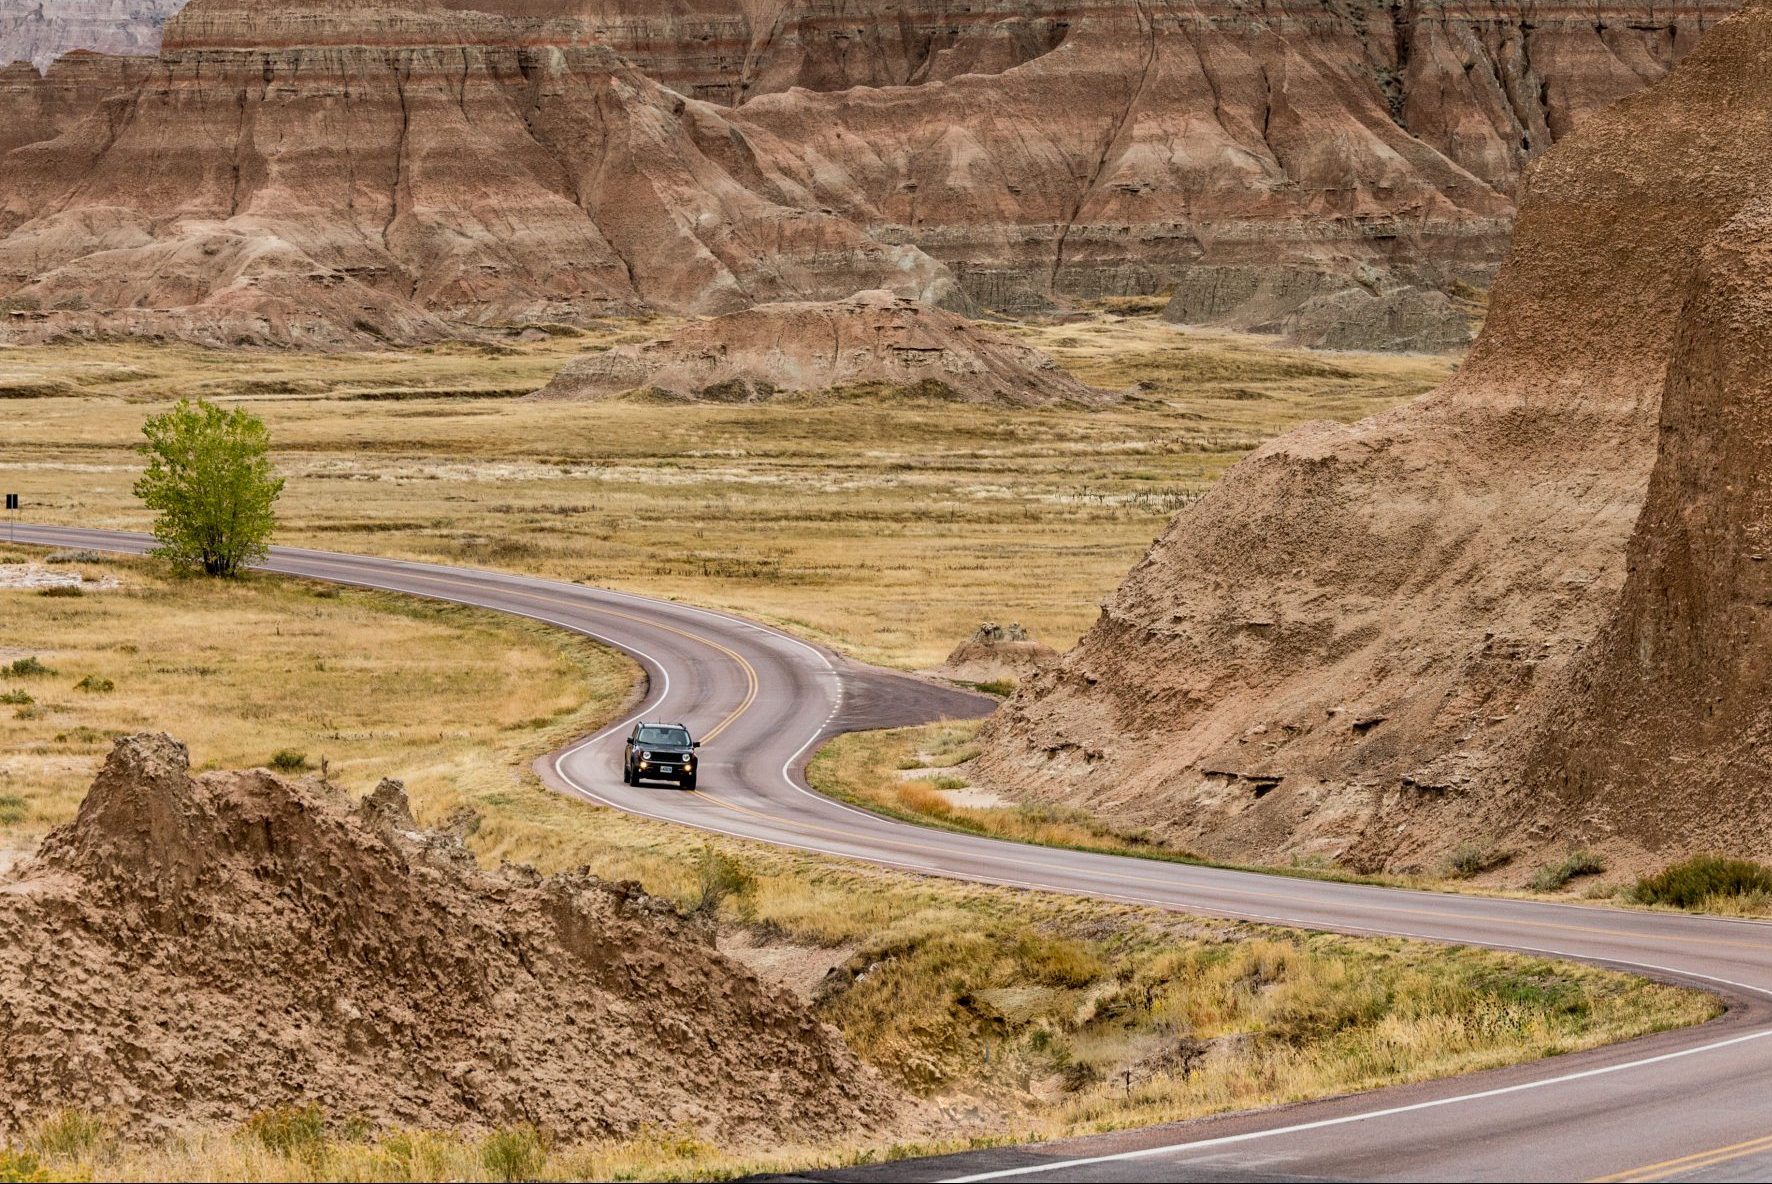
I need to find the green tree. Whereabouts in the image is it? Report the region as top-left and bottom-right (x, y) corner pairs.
(133, 400), (283, 576)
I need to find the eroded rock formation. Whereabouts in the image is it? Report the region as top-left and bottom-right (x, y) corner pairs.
(0, 0), (186, 70)
(535, 290), (1106, 404)
(0, 734), (903, 1139)
(0, 0), (1735, 347)
(978, 0), (1772, 873)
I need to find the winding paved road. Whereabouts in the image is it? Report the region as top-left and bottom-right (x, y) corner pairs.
(19, 525), (1772, 1182)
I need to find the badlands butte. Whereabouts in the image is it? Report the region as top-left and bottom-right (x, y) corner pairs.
(0, 0), (1739, 348)
(984, 0), (1772, 875)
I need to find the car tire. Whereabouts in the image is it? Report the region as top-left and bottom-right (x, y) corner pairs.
(622, 764), (633, 785)
(683, 774), (697, 791)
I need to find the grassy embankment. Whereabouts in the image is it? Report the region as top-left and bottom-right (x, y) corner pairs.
(0, 556), (1717, 1181)
(0, 310), (1450, 670)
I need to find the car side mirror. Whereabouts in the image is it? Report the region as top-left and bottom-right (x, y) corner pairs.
(692, 741), (701, 748)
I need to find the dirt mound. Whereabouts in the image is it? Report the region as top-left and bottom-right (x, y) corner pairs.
(977, 0), (1772, 875)
(534, 291), (1107, 406)
(0, 734), (902, 1140)
(938, 623), (1059, 687)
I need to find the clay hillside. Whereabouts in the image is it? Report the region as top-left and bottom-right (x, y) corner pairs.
(0, 0), (1737, 347)
(977, 0), (1772, 876)
(0, 734), (903, 1140)
(535, 290), (1107, 405)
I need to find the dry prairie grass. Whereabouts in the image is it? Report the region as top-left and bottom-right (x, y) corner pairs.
(0, 312), (1450, 669)
(0, 553), (634, 862)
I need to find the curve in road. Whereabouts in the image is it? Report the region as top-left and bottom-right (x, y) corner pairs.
(18, 525), (1772, 1183)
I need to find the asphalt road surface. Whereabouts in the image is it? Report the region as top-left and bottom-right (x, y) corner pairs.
(19, 525), (1772, 1182)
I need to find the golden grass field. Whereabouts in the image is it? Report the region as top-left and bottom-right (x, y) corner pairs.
(0, 555), (1717, 1182)
(0, 309), (1451, 669)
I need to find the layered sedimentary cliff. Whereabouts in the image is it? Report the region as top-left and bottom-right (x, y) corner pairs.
(0, 0), (186, 70)
(0, 0), (956, 346)
(979, 0), (1772, 873)
(0, 0), (1737, 345)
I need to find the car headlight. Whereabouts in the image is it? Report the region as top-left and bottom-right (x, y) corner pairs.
(641, 750), (652, 760)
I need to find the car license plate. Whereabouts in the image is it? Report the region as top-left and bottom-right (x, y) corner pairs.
(659, 765), (674, 774)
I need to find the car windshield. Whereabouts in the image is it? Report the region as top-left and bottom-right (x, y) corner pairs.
(637, 727), (691, 746)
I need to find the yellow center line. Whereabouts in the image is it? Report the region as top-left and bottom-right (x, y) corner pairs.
(1591, 1132), (1772, 1182)
(285, 556), (1772, 956)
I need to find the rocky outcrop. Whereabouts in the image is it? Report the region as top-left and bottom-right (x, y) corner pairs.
(1512, 195), (1772, 863)
(0, 0), (956, 346)
(977, 0), (1772, 874)
(0, 0), (185, 70)
(728, 0), (1732, 326)
(0, 0), (1735, 346)
(535, 290), (1107, 404)
(0, 734), (903, 1139)
(938, 623), (1059, 687)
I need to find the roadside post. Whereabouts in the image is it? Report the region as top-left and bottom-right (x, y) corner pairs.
(4, 493), (15, 544)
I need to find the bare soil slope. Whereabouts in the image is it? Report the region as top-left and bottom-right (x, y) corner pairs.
(535, 291), (1106, 405)
(1511, 194), (1772, 862)
(979, 0), (1772, 875)
(0, 734), (902, 1139)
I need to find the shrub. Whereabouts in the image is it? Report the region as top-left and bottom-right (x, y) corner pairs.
(36, 585), (82, 598)
(29, 1110), (108, 1159)
(0, 690), (31, 706)
(1446, 842), (1509, 879)
(694, 845), (754, 918)
(43, 550), (103, 565)
(73, 675), (113, 693)
(243, 1103), (326, 1161)
(0, 794), (26, 825)
(1529, 850), (1607, 892)
(0, 1147), (49, 1183)
(268, 749), (309, 773)
(6, 658), (53, 678)
(1632, 855), (1772, 909)
(480, 1125), (547, 1183)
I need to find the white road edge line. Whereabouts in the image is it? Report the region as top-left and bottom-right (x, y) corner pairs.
(937, 1028), (1772, 1183)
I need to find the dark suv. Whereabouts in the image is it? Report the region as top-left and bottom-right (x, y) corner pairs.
(622, 722), (700, 788)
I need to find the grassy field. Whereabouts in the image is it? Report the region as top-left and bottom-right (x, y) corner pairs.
(0, 311), (1450, 669)
(0, 555), (1718, 1181)
(0, 552), (638, 865)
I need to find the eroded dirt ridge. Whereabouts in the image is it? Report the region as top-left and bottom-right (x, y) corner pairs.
(979, 0), (1772, 875)
(534, 289), (1109, 405)
(0, 734), (902, 1139)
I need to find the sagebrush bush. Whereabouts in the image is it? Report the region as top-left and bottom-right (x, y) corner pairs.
(268, 749), (309, 772)
(243, 1104), (326, 1162)
(73, 675), (113, 693)
(37, 585), (83, 598)
(1529, 851), (1606, 892)
(1632, 855), (1772, 909)
(29, 1110), (109, 1159)
(481, 1125), (547, 1183)
(6, 657), (53, 677)
(0, 690), (32, 706)
(0, 794), (26, 826)
(694, 845), (754, 917)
